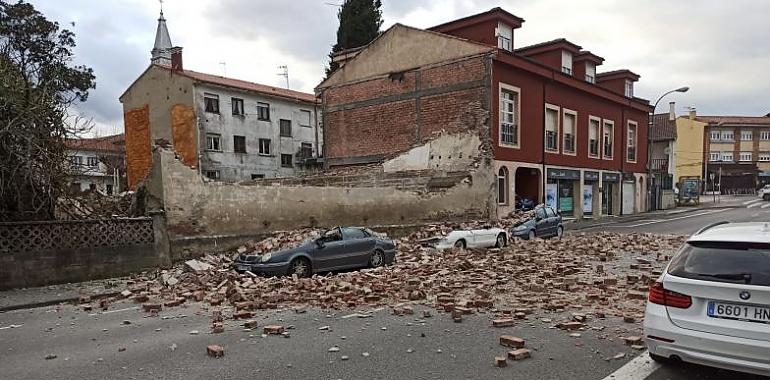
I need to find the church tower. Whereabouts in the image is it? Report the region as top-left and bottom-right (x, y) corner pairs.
(150, 8), (173, 65)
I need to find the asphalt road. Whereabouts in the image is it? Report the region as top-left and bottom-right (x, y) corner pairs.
(0, 301), (641, 380)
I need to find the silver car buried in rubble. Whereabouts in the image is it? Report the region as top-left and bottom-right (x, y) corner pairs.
(233, 227), (397, 277)
(420, 227), (508, 250)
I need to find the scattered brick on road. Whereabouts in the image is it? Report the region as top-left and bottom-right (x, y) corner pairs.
(206, 345), (224, 358)
(508, 348), (531, 360)
(499, 335), (525, 348)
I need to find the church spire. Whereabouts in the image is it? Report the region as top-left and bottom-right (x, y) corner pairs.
(151, 2), (173, 66)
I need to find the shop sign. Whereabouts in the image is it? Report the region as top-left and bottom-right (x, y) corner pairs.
(584, 171), (599, 182)
(602, 172), (620, 182)
(547, 168), (580, 180)
(622, 173), (636, 182)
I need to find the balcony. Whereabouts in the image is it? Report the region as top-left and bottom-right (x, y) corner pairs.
(651, 158), (669, 172)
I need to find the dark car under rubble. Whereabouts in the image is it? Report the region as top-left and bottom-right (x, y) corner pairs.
(233, 227), (397, 277)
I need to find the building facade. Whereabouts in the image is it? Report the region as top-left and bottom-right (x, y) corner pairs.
(317, 7), (651, 220)
(65, 134), (126, 195)
(120, 12), (321, 187)
(650, 104), (678, 209)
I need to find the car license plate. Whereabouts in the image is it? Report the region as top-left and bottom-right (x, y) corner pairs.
(237, 265), (250, 272)
(707, 301), (770, 323)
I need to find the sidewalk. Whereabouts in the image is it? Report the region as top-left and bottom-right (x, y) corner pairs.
(565, 200), (739, 231)
(0, 278), (129, 312)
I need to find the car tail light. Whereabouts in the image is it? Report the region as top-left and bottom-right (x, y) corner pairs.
(648, 281), (692, 309)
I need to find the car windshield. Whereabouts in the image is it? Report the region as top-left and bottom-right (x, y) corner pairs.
(668, 241), (770, 286)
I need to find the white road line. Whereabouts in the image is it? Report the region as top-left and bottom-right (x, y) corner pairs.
(0, 324), (23, 330)
(609, 209), (728, 228)
(743, 199), (762, 205)
(665, 209), (689, 215)
(761, 203), (770, 209)
(748, 202), (762, 208)
(602, 352), (661, 380)
(100, 306), (139, 315)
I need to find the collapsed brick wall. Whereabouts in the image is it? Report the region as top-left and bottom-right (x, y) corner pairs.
(124, 105), (152, 188)
(322, 55), (490, 164)
(170, 104), (198, 168)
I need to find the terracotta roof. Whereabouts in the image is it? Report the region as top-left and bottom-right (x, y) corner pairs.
(515, 38), (582, 54)
(596, 69), (640, 81)
(694, 116), (770, 126)
(650, 113), (676, 142)
(65, 134), (125, 153)
(154, 65), (318, 104)
(429, 7), (524, 31)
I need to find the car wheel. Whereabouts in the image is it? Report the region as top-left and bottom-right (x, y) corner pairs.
(528, 231), (536, 240)
(454, 239), (466, 249)
(649, 353), (672, 364)
(556, 226), (564, 239)
(369, 250), (384, 268)
(495, 233), (507, 248)
(288, 258), (310, 278)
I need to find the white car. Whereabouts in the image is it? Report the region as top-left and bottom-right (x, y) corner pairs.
(759, 185), (770, 201)
(420, 227), (508, 250)
(643, 222), (770, 376)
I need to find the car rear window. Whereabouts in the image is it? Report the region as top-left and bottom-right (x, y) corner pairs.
(668, 241), (770, 286)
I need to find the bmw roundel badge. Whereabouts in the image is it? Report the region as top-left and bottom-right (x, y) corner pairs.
(739, 290), (751, 301)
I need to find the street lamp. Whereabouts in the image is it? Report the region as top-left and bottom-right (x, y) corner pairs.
(647, 86), (689, 211)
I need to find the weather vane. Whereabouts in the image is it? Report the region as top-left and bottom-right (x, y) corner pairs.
(159, 0), (164, 14)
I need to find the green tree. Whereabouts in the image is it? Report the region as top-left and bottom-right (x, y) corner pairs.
(0, 0), (95, 221)
(326, 0), (383, 76)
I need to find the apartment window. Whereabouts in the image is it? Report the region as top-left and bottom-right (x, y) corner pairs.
(563, 110), (576, 154)
(624, 80), (634, 98)
(299, 110), (312, 127)
(232, 98), (244, 116)
(280, 154), (293, 168)
(204, 93), (220, 114)
(206, 133), (222, 151)
(496, 22), (513, 51)
(721, 152), (733, 162)
(86, 156), (99, 167)
(71, 155), (83, 166)
(257, 102), (270, 121)
(251, 174), (265, 180)
(279, 119), (292, 137)
(602, 120), (614, 158)
(709, 152), (720, 161)
(585, 63), (596, 83)
(588, 117), (600, 157)
(205, 170), (220, 180)
(741, 131), (753, 141)
(761, 131), (770, 140)
(627, 121), (637, 162)
(298, 142), (313, 158)
(560, 51), (573, 75)
(89, 183), (96, 191)
(233, 135), (246, 153)
(740, 152), (752, 162)
(545, 105), (559, 151)
(710, 131), (721, 141)
(500, 86), (519, 146)
(497, 167), (509, 205)
(721, 130), (734, 141)
(760, 154), (770, 162)
(258, 138), (271, 155)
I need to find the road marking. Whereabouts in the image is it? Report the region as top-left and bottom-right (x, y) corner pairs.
(748, 202), (763, 208)
(0, 324), (23, 330)
(100, 306), (139, 315)
(743, 199), (762, 205)
(602, 352), (661, 380)
(665, 209), (689, 215)
(609, 209), (728, 228)
(761, 203), (770, 209)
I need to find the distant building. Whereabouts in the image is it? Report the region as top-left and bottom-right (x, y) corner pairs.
(120, 11), (321, 188)
(650, 103), (678, 209)
(65, 134), (126, 195)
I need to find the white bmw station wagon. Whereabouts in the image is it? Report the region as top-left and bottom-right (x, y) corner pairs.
(643, 222), (770, 376)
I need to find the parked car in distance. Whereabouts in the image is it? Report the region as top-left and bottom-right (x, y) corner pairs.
(759, 184), (770, 200)
(510, 206), (563, 240)
(233, 227), (396, 277)
(643, 222), (770, 376)
(515, 195), (536, 211)
(419, 226), (507, 250)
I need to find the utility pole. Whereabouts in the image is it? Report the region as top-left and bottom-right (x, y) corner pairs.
(277, 65), (289, 89)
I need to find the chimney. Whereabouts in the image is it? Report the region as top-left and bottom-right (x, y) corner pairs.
(688, 107), (697, 120)
(170, 46), (183, 71)
(668, 102), (676, 121)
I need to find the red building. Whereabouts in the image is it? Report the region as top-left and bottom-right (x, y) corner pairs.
(318, 7), (652, 219)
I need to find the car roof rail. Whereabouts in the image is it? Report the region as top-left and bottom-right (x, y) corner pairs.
(694, 221), (730, 235)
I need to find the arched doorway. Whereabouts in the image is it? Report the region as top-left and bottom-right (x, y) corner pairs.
(515, 167), (541, 206)
(498, 167), (509, 205)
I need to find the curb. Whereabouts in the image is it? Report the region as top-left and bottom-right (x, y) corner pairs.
(0, 291), (121, 313)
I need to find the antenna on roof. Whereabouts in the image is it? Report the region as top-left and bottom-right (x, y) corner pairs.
(219, 61), (226, 77)
(277, 65), (289, 89)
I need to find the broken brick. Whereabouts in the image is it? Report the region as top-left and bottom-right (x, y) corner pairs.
(499, 335), (525, 348)
(206, 345), (224, 358)
(508, 348), (531, 360)
(494, 356), (507, 367)
(264, 325), (284, 335)
(492, 318), (515, 327)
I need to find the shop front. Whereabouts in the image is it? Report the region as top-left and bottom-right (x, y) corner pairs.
(546, 168), (580, 217)
(583, 171), (599, 217)
(602, 172), (620, 216)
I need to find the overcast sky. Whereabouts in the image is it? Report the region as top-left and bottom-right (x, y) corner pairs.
(31, 0), (770, 135)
